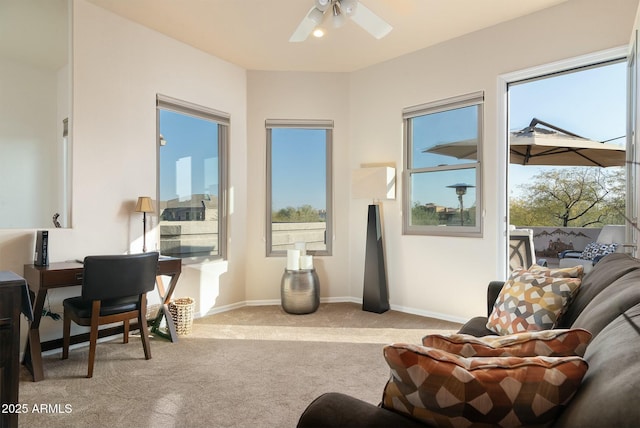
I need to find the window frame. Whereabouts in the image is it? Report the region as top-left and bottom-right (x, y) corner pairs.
(156, 94), (229, 261)
(265, 119), (334, 257)
(402, 91), (484, 237)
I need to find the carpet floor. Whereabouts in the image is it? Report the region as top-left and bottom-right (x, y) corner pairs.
(17, 302), (461, 428)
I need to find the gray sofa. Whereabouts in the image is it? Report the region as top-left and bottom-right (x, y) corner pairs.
(298, 253), (640, 427)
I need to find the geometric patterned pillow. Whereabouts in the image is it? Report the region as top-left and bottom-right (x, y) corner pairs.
(527, 264), (584, 278)
(486, 272), (581, 335)
(579, 242), (618, 260)
(421, 329), (592, 357)
(382, 344), (588, 427)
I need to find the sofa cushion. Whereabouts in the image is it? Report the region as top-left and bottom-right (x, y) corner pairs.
(553, 305), (640, 427)
(486, 271), (581, 335)
(422, 329), (592, 357)
(382, 344), (588, 427)
(579, 242), (618, 260)
(457, 316), (497, 337)
(570, 268), (640, 338)
(527, 264), (584, 278)
(558, 253), (640, 328)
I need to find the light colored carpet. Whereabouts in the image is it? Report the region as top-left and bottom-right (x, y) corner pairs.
(18, 302), (461, 428)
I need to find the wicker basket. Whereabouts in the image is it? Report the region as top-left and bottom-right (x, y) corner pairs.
(168, 297), (195, 336)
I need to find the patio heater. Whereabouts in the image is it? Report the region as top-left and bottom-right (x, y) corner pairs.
(447, 183), (474, 226)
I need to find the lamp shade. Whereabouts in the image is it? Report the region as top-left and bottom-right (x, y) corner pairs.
(135, 196), (154, 213)
(351, 167), (396, 200)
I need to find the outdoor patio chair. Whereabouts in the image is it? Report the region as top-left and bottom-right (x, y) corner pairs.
(509, 227), (547, 270)
(558, 225), (625, 273)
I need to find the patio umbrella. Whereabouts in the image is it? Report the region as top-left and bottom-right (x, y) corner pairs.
(424, 118), (626, 167)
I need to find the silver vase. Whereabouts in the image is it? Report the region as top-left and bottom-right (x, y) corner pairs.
(281, 268), (320, 314)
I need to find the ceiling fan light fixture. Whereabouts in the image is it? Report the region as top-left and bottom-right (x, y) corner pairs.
(312, 28), (325, 38)
(314, 0), (331, 12)
(340, 0), (358, 16)
(308, 7), (325, 25)
(332, 2), (346, 28)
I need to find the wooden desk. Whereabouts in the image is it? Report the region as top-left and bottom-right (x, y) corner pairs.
(0, 272), (32, 428)
(22, 257), (182, 382)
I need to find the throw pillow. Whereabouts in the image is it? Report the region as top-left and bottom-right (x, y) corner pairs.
(579, 242), (618, 261)
(486, 272), (581, 335)
(527, 264), (584, 278)
(382, 344), (588, 427)
(422, 329), (592, 357)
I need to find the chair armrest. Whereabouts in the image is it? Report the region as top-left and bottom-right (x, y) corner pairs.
(487, 281), (505, 317)
(559, 250), (582, 259)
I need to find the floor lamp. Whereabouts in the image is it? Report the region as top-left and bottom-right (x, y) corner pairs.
(135, 196), (154, 253)
(352, 166), (395, 313)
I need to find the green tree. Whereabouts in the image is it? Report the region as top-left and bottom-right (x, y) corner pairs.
(272, 205), (323, 222)
(510, 167), (625, 227)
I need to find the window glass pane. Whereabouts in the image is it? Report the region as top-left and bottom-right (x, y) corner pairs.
(410, 168), (477, 227)
(159, 109), (221, 258)
(269, 127), (329, 254)
(412, 105), (479, 169)
(404, 92), (483, 236)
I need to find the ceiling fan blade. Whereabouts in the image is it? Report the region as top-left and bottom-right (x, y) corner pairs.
(289, 7), (319, 42)
(350, 3), (392, 39)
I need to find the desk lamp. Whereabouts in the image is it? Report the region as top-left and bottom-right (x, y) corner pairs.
(135, 196), (154, 252)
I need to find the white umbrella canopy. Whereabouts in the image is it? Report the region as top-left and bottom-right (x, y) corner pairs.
(424, 118), (626, 167)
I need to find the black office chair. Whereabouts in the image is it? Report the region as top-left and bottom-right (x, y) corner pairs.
(62, 252), (159, 378)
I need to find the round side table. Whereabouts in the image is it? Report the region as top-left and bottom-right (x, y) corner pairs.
(281, 268), (320, 314)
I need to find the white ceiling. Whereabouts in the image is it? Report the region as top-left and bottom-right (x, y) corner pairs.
(86, 0), (569, 72)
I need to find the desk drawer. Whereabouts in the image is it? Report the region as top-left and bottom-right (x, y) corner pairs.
(40, 269), (83, 287)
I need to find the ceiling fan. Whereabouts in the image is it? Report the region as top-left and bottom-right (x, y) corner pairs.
(289, 0), (392, 42)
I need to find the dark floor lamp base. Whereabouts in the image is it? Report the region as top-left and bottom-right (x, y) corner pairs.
(362, 204), (389, 313)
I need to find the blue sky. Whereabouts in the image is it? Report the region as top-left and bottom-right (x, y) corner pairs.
(508, 60), (626, 199)
(157, 60), (626, 211)
(410, 59), (626, 208)
(159, 110), (218, 202)
(271, 128), (326, 210)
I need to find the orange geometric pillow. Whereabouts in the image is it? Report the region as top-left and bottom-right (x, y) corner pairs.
(382, 344), (588, 427)
(422, 329), (592, 357)
(486, 272), (581, 335)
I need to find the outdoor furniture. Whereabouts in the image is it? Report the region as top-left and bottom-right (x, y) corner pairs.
(509, 227), (547, 271)
(558, 225), (625, 273)
(509, 227), (535, 270)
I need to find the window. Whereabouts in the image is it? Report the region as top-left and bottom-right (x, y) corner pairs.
(156, 94), (228, 259)
(266, 119), (333, 256)
(403, 91), (483, 236)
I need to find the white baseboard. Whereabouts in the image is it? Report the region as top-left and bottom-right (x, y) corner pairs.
(197, 297), (467, 325)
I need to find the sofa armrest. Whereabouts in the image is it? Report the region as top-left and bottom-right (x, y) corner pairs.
(487, 281), (505, 316)
(297, 392), (424, 428)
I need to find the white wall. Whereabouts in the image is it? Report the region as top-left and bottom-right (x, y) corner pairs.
(347, 0), (638, 321)
(3, 0), (639, 349)
(71, 0), (248, 316)
(246, 71), (352, 302)
(0, 59), (57, 227)
(5, 0), (248, 344)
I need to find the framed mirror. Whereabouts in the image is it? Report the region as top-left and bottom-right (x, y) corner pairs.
(0, 0), (72, 228)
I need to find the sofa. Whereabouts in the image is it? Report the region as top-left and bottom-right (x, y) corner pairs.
(297, 252), (640, 427)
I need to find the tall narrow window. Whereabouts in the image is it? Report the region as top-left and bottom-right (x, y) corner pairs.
(266, 119), (333, 256)
(403, 91), (484, 236)
(157, 94), (228, 259)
